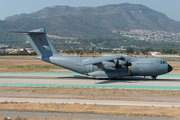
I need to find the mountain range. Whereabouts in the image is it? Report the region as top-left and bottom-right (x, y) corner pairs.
(1, 3), (180, 47)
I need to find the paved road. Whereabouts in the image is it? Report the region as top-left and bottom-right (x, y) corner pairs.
(0, 74), (180, 89)
(1, 111), (179, 120)
(1, 97), (180, 107)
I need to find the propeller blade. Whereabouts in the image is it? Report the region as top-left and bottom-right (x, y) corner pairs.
(125, 56), (132, 66)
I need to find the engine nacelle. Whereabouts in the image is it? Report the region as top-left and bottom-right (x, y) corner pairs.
(118, 60), (132, 67)
(118, 60), (126, 66)
(96, 61), (115, 70)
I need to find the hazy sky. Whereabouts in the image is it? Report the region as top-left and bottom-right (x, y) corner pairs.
(1, 0), (180, 21)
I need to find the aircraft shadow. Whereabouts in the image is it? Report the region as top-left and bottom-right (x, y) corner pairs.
(95, 77), (148, 84)
(57, 75), (180, 83)
(57, 75), (93, 79)
(95, 77), (180, 84)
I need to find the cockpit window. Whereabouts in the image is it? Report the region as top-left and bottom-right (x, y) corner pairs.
(160, 61), (167, 64)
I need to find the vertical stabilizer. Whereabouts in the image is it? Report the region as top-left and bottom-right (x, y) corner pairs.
(12, 28), (59, 56)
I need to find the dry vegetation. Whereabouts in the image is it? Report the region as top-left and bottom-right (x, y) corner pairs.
(0, 116), (81, 120)
(1, 102), (180, 119)
(169, 63), (180, 74)
(1, 86), (180, 102)
(0, 56), (37, 59)
(0, 61), (68, 72)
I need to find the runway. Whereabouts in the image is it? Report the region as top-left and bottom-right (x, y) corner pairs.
(1, 97), (180, 107)
(0, 73), (180, 90)
(1, 73), (180, 107)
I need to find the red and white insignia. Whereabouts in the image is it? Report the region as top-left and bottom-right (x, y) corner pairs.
(39, 38), (43, 41)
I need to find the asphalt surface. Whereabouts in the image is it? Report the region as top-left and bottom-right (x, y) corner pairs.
(0, 73), (180, 107)
(0, 73), (180, 119)
(1, 111), (179, 120)
(1, 97), (180, 107)
(0, 74), (180, 88)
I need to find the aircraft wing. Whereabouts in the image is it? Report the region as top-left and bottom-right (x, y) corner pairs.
(77, 55), (124, 66)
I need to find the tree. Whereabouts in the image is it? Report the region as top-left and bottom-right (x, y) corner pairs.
(172, 49), (177, 54)
(159, 48), (177, 54)
(141, 49), (149, 55)
(125, 47), (134, 54)
(160, 48), (164, 53)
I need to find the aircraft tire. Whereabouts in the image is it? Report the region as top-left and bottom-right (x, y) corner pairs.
(151, 75), (157, 80)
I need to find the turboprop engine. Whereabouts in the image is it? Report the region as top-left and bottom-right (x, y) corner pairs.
(101, 61), (115, 70)
(95, 58), (132, 70)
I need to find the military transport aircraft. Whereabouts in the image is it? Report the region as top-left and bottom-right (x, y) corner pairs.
(12, 28), (172, 80)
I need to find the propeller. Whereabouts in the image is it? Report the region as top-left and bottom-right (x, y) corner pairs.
(114, 57), (123, 69)
(125, 56), (132, 66)
(114, 59), (119, 69)
(113, 56), (132, 78)
(114, 56), (132, 69)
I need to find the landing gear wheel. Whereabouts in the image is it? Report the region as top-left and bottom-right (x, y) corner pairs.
(151, 75), (157, 80)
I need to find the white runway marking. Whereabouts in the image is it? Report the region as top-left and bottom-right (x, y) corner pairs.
(0, 97), (180, 107)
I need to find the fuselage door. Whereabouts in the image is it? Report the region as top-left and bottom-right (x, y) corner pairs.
(87, 65), (92, 73)
(139, 69), (143, 75)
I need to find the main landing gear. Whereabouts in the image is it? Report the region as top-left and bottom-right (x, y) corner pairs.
(151, 75), (157, 80)
(97, 77), (117, 80)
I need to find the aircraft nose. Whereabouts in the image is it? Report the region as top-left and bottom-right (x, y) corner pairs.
(168, 64), (173, 72)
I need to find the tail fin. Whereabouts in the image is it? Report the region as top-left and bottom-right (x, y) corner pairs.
(11, 28), (59, 56)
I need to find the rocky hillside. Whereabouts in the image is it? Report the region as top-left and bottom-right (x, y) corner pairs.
(5, 3), (180, 33)
(1, 3), (180, 46)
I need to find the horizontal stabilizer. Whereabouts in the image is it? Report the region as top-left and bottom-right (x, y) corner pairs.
(10, 28), (45, 34)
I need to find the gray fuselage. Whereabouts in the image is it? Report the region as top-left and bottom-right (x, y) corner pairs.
(41, 55), (172, 79)
(13, 28), (172, 79)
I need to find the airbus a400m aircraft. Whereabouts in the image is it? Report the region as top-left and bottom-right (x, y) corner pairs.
(12, 28), (172, 80)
